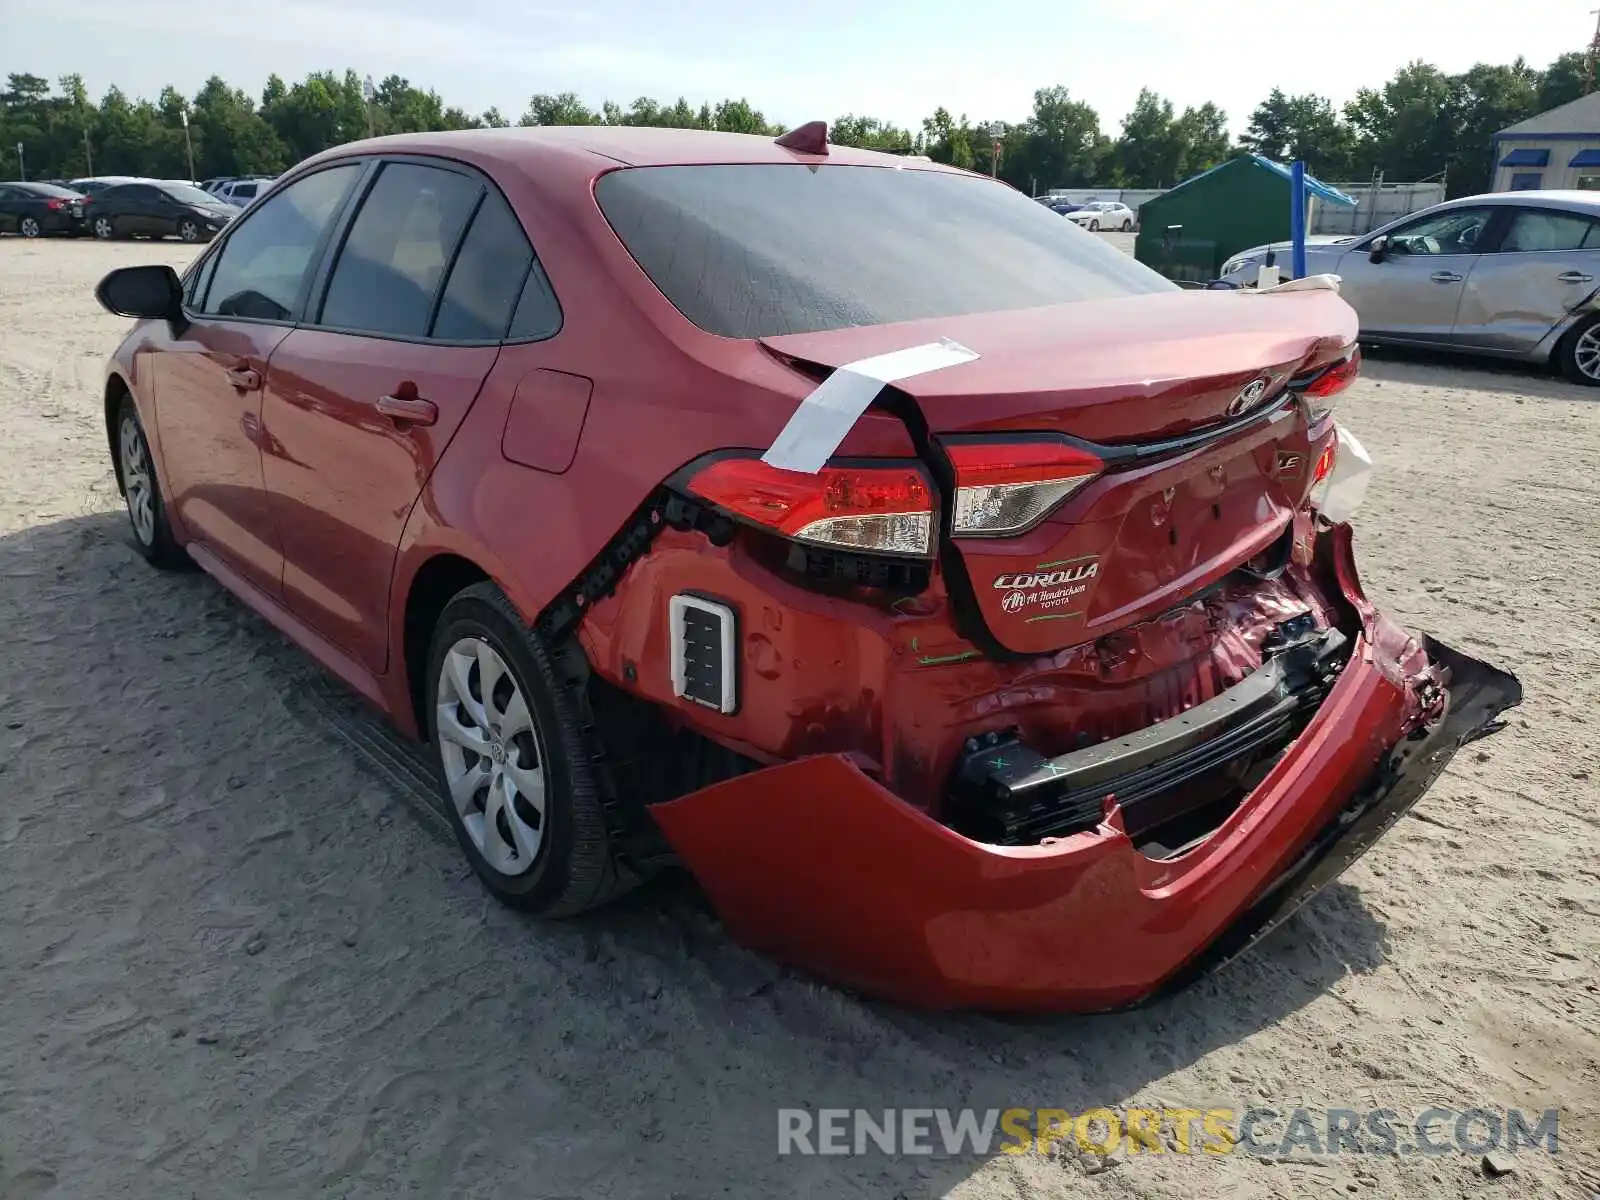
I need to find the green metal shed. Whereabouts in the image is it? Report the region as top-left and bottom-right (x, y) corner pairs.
(1134, 155), (1357, 283)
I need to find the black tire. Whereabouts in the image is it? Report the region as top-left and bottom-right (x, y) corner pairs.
(20, 216), (41, 239)
(93, 215), (116, 240)
(178, 219), (200, 243)
(115, 394), (188, 569)
(1121, 218), (1133, 231)
(426, 582), (630, 917)
(1558, 312), (1600, 386)
(1089, 219), (1100, 232)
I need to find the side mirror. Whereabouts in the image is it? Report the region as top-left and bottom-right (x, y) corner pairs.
(95, 264), (183, 320)
(1368, 236), (1389, 263)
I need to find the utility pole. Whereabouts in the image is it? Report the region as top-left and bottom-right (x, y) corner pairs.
(83, 124), (93, 175)
(15, 143), (23, 182)
(988, 122), (1004, 178)
(180, 107), (195, 181)
(1587, 9), (1600, 93)
(362, 75), (377, 139)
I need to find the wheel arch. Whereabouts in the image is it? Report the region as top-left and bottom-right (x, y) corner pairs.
(105, 372), (132, 495)
(399, 552), (496, 736)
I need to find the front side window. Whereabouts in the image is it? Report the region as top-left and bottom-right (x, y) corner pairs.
(1498, 209), (1600, 252)
(595, 164), (1174, 339)
(1384, 208), (1492, 256)
(318, 162), (482, 338)
(198, 164), (362, 321)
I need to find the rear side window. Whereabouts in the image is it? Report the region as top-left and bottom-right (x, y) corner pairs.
(200, 164), (361, 321)
(319, 162), (482, 338)
(595, 164), (1174, 338)
(233, 183), (258, 200)
(431, 189), (534, 341)
(1499, 208), (1600, 252)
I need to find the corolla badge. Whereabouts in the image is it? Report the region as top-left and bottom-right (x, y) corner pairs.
(1225, 377), (1271, 417)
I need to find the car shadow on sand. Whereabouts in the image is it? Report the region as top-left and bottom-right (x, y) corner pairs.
(0, 508), (1394, 1197)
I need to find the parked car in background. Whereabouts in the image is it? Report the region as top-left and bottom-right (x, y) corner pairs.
(0, 181), (90, 237)
(67, 175), (150, 195)
(213, 177), (276, 208)
(1067, 201), (1136, 231)
(89, 180), (239, 242)
(1047, 201), (1083, 216)
(201, 177), (232, 194)
(90, 125), (1518, 1012)
(1218, 190), (1600, 385)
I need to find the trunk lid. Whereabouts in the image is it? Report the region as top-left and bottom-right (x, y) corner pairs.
(759, 290), (1357, 656)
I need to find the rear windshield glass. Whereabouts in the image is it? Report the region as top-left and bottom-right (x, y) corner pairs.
(595, 164), (1173, 338)
(26, 183), (82, 199)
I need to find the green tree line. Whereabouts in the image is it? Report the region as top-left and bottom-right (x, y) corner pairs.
(0, 52), (1589, 197)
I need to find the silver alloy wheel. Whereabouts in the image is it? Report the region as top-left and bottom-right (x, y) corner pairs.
(436, 636), (547, 876)
(1574, 325), (1600, 381)
(118, 414), (156, 545)
(20, 216), (40, 238)
(94, 216), (113, 239)
(179, 219), (199, 242)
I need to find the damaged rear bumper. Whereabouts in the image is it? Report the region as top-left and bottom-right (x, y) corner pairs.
(651, 536), (1523, 1012)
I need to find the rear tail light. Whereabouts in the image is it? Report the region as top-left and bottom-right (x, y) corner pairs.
(684, 456), (935, 556)
(1296, 348), (1360, 421)
(945, 440), (1104, 537)
(46, 198), (64, 210)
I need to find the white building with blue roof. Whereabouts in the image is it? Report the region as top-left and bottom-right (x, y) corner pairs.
(1493, 92), (1600, 192)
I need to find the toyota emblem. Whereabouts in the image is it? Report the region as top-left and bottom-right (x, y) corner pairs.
(1226, 378), (1271, 417)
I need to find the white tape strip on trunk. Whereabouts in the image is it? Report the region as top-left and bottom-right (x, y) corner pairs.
(1318, 423), (1373, 525)
(762, 338), (980, 474)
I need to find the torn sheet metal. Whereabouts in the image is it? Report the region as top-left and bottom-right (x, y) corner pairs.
(1317, 423), (1373, 524)
(762, 338), (979, 474)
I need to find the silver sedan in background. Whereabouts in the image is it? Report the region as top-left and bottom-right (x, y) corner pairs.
(1219, 191), (1600, 385)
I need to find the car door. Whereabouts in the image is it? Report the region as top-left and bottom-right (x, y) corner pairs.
(0, 187), (18, 233)
(259, 158), (521, 672)
(1334, 206), (1498, 345)
(148, 163), (366, 599)
(1450, 206), (1600, 354)
(114, 184), (158, 236)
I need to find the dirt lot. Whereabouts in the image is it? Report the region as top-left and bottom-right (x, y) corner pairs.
(0, 238), (1596, 1200)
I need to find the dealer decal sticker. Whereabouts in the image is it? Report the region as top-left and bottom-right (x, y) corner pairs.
(992, 557), (1098, 621)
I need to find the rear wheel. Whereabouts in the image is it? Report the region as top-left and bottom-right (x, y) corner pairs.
(426, 583), (630, 916)
(1559, 313), (1600, 386)
(20, 216), (41, 239)
(1121, 218), (1133, 231)
(116, 394), (187, 568)
(93, 215), (116, 240)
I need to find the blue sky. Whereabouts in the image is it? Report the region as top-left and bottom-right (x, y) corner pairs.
(10, 0), (1587, 136)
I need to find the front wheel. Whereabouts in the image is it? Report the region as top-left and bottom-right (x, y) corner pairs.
(116, 394), (187, 568)
(1559, 313), (1600, 386)
(178, 218), (201, 243)
(1089, 219), (1100, 232)
(93, 215), (116, 240)
(427, 583), (631, 916)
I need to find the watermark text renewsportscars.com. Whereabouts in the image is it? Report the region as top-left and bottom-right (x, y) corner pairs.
(777, 1106), (1561, 1159)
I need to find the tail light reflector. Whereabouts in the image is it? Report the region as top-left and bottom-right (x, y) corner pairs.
(945, 440), (1104, 537)
(1307, 438), (1338, 509)
(685, 457), (934, 556)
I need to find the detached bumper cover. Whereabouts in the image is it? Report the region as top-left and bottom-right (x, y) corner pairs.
(651, 519), (1523, 1012)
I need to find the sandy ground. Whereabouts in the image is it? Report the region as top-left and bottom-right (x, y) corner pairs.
(0, 237), (1596, 1200)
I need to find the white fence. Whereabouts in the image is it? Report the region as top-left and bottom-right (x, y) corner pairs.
(1038, 181), (1445, 234)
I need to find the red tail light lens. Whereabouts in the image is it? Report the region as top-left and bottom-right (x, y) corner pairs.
(685, 457), (935, 556)
(46, 198), (64, 210)
(945, 440), (1104, 537)
(1300, 348), (1360, 421)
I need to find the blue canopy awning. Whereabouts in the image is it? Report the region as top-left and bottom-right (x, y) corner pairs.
(1570, 148), (1600, 167)
(1499, 148), (1550, 167)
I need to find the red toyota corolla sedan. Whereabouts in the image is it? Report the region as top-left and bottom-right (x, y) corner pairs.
(94, 125), (1520, 1011)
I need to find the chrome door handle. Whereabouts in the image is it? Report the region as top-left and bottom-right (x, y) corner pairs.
(376, 394), (438, 426)
(1430, 271), (1463, 284)
(1557, 270), (1594, 283)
